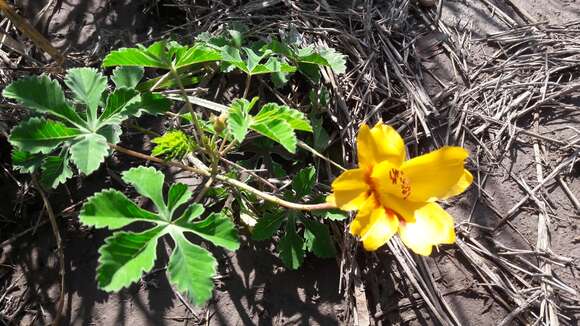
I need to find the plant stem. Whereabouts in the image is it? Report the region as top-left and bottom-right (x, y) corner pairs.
(243, 74), (252, 99)
(109, 143), (334, 211)
(169, 64), (205, 145)
(31, 176), (65, 326)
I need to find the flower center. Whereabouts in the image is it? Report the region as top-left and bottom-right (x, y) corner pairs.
(388, 168), (411, 200)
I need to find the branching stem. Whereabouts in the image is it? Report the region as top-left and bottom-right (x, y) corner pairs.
(109, 143), (334, 211)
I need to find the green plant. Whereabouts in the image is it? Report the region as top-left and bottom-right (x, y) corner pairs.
(5, 67), (169, 188)
(80, 166), (239, 303)
(4, 34), (347, 306)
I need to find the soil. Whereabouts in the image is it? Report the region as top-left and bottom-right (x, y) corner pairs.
(1, 0), (579, 325)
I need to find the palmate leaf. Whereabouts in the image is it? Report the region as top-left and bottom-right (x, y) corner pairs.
(9, 117), (81, 154)
(2, 75), (86, 128)
(79, 166), (239, 305)
(98, 88), (140, 124)
(97, 226), (164, 291)
(64, 68), (108, 124)
(70, 133), (109, 175)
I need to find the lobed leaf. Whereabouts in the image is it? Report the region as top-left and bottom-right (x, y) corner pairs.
(9, 117), (81, 154)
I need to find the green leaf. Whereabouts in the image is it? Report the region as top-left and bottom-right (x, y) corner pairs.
(40, 155), (73, 189)
(79, 189), (162, 229)
(313, 209), (348, 221)
(9, 117), (81, 154)
(137, 92), (172, 116)
(253, 103), (312, 132)
(64, 68), (108, 124)
(279, 219), (304, 270)
(122, 166), (168, 218)
(98, 88), (140, 124)
(177, 204), (205, 223)
(11, 150), (43, 173)
(251, 118), (296, 153)
(221, 46), (296, 76)
(70, 133), (109, 175)
(97, 226), (164, 291)
(167, 183), (192, 217)
(252, 210), (285, 241)
(175, 209), (239, 250)
(320, 47), (347, 74)
(2, 75), (85, 128)
(227, 97), (257, 142)
(175, 44), (222, 68)
(151, 130), (195, 160)
(311, 117), (330, 151)
(303, 219), (336, 258)
(167, 231), (216, 305)
(292, 166), (316, 198)
(97, 124), (122, 145)
(102, 41), (170, 69)
(112, 66), (144, 89)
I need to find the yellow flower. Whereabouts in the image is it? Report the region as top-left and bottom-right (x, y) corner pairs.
(331, 122), (473, 256)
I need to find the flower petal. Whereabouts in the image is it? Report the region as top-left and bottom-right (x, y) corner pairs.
(401, 147), (472, 202)
(331, 168), (370, 211)
(398, 202), (456, 256)
(357, 122), (406, 169)
(349, 194), (399, 251)
(371, 160), (412, 200)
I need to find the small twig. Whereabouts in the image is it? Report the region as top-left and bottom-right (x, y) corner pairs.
(31, 176), (65, 326)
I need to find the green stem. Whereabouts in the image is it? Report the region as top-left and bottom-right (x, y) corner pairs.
(109, 143), (333, 211)
(169, 64), (205, 145)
